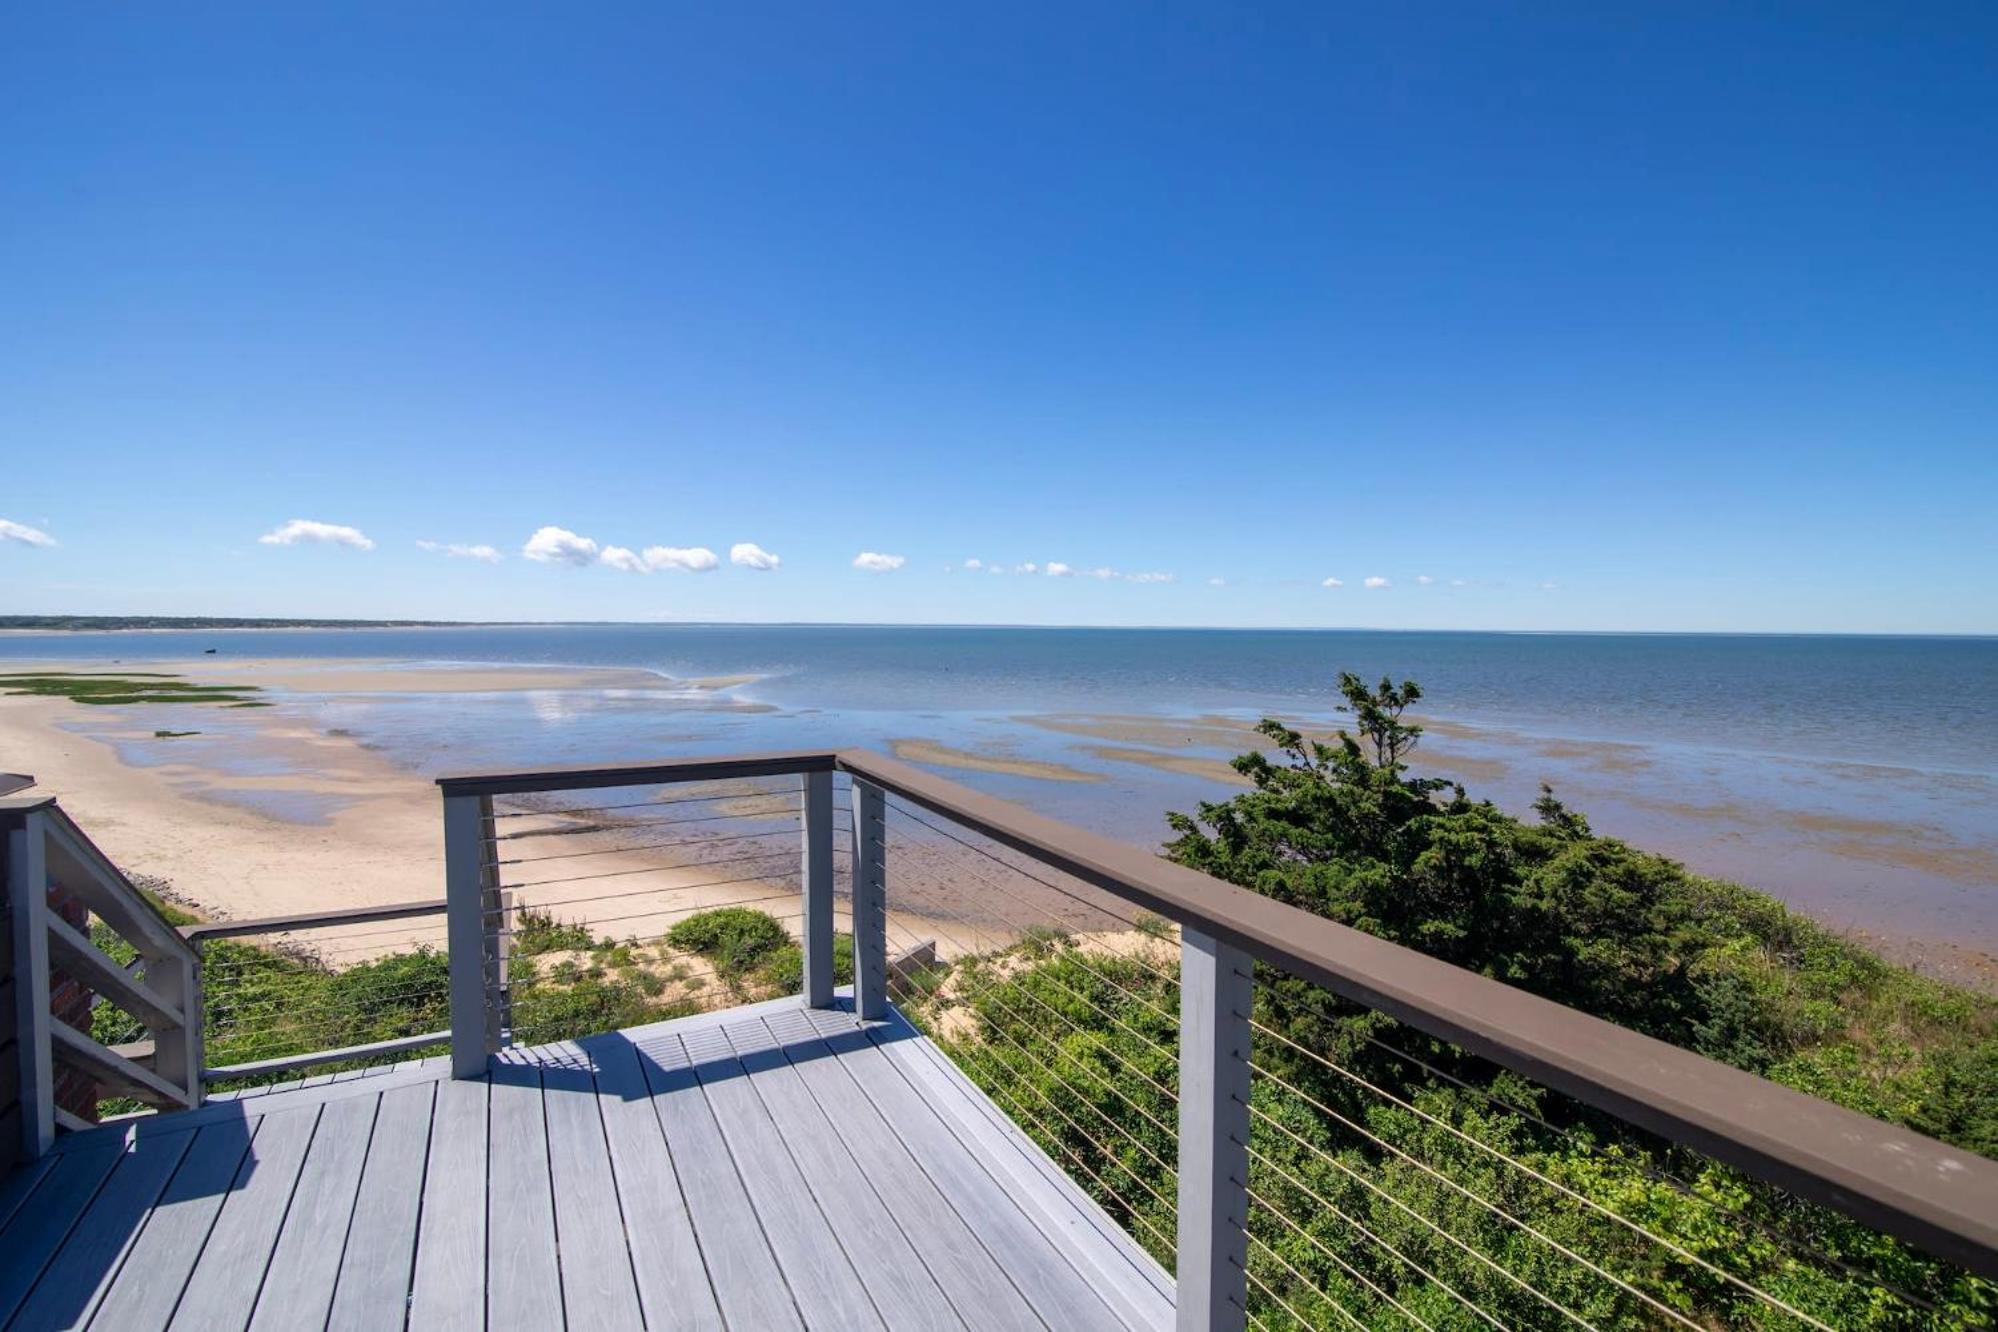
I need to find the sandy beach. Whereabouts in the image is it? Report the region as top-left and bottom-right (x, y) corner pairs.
(0, 690), (443, 919)
(0, 664), (1011, 968)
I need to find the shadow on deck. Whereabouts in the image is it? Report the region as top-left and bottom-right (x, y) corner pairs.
(0, 996), (1172, 1331)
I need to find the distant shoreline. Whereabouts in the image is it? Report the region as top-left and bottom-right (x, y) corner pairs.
(0, 616), (504, 632)
(2, 617), (1991, 640)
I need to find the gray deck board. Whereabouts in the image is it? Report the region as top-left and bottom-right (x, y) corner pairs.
(328, 1080), (436, 1332)
(797, 1005), (1127, 1330)
(875, 1011), (1176, 1327)
(681, 1024), (885, 1331)
(86, 1119), (259, 1331)
(577, 1031), (723, 1332)
(6, 1127), (193, 1332)
(486, 1059), (563, 1332)
(167, 1101), (320, 1330)
(540, 1045), (645, 1332)
(0, 1155), (54, 1235)
(633, 1025), (806, 1331)
(249, 1091), (378, 1330)
(761, 1008), (1045, 1332)
(723, 1016), (966, 1331)
(54, 1054), (451, 1152)
(407, 1073), (487, 1332)
(1, 997), (1171, 1332)
(0, 1142), (127, 1326)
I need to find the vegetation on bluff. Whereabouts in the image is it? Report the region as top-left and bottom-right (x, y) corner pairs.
(914, 673), (1996, 1328)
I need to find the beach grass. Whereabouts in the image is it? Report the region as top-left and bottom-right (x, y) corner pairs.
(0, 670), (264, 707)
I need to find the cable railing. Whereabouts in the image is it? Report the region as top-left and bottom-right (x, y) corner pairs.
(156, 773), (858, 1090)
(426, 750), (1998, 1330)
(874, 788), (1185, 1268)
(826, 751), (1998, 1331)
(473, 771), (855, 1051)
(184, 899), (453, 1090)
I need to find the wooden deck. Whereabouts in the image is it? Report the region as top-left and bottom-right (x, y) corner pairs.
(0, 997), (1172, 1331)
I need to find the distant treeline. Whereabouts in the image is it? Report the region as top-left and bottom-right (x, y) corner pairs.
(0, 615), (474, 631)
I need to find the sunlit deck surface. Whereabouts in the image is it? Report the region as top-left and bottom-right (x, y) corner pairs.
(0, 997), (1172, 1331)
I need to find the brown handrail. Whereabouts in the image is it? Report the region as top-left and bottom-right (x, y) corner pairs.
(436, 750), (836, 798)
(435, 749), (1998, 1278)
(182, 897), (448, 941)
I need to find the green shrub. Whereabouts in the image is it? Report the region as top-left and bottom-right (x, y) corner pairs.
(513, 908), (595, 956)
(666, 907), (792, 976)
(754, 932), (856, 993)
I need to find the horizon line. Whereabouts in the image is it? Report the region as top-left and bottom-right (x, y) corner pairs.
(2, 615), (1993, 641)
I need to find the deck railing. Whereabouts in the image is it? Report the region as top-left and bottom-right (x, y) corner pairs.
(182, 898), (452, 1086)
(435, 749), (1998, 1330)
(2, 795), (202, 1159)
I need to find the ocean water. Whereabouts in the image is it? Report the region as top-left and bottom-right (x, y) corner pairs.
(5, 626), (1995, 957)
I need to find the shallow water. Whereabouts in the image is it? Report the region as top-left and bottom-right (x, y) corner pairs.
(7, 625), (1994, 960)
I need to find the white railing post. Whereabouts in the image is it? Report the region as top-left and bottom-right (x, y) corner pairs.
(7, 809), (54, 1159)
(801, 770), (836, 1007)
(443, 793), (496, 1078)
(149, 939), (203, 1106)
(1178, 926), (1253, 1332)
(849, 778), (888, 1020)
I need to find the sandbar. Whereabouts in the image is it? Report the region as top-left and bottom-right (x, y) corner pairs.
(890, 738), (1102, 783)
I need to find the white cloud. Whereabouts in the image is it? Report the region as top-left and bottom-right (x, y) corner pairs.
(1208, 576), (1228, 587)
(1126, 571), (1174, 584)
(0, 518), (56, 548)
(962, 558), (984, 571)
(599, 545), (649, 573)
(417, 540), (502, 563)
(852, 551), (906, 572)
(1364, 576), (1391, 589)
(523, 525), (600, 566)
(731, 542), (780, 571)
(1540, 580), (1559, 591)
(1017, 562), (1038, 575)
(1046, 562), (1074, 577)
(1450, 578), (1468, 587)
(989, 564), (1005, 575)
(1087, 566), (1118, 580)
(1322, 577), (1344, 588)
(643, 545), (719, 573)
(1416, 574), (1435, 586)
(259, 519), (374, 551)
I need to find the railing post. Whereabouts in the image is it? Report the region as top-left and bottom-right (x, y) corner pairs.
(149, 938), (203, 1107)
(849, 778), (888, 1020)
(1178, 926), (1252, 1332)
(479, 797), (509, 1050)
(7, 809), (54, 1159)
(801, 771), (836, 1008)
(443, 792), (496, 1078)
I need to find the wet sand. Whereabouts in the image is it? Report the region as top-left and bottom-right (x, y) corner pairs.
(890, 738), (1103, 783)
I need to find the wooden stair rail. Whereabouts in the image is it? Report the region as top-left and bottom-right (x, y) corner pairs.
(3, 796), (203, 1160)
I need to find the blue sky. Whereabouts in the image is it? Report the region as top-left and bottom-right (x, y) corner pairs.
(3, 5), (1993, 633)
